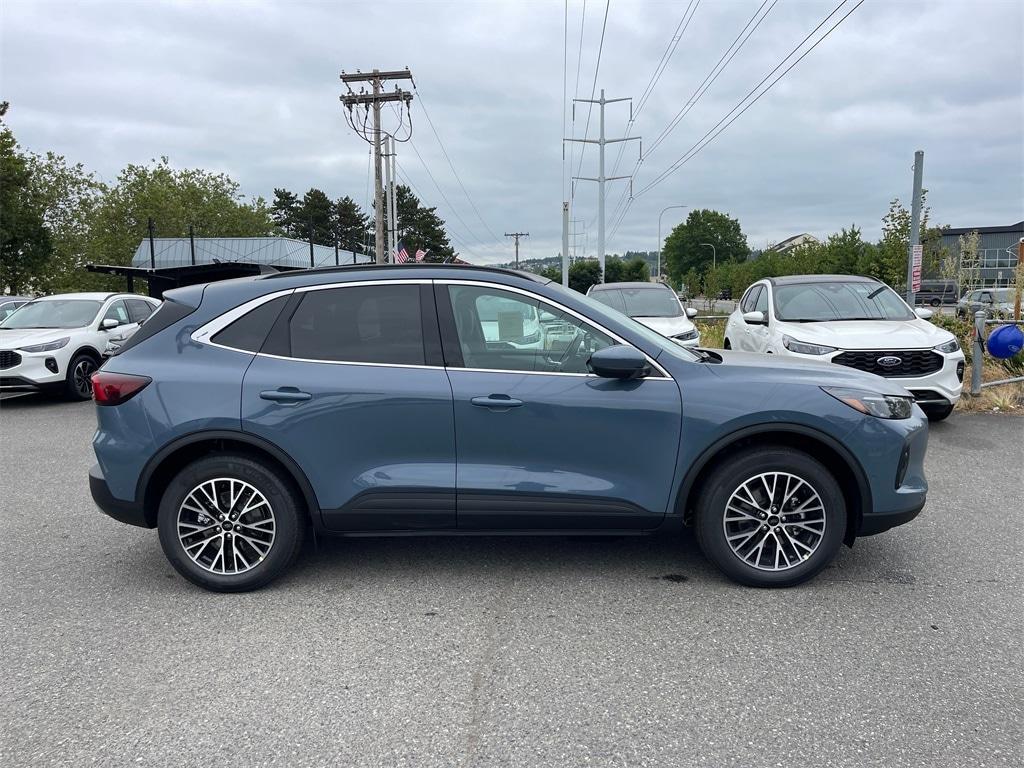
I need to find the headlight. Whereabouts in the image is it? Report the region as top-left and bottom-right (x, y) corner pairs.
(822, 386), (914, 419)
(933, 338), (960, 354)
(18, 337), (70, 353)
(674, 329), (699, 341)
(783, 335), (836, 356)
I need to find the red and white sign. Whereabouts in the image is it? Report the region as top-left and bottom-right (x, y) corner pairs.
(911, 244), (923, 292)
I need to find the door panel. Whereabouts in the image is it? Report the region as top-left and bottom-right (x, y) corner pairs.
(242, 356), (456, 530)
(448, 370), (681, 529)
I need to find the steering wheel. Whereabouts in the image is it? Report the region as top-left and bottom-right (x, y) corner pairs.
(545, 330), (588, 372)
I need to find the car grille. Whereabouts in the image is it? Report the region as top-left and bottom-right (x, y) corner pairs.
(832, 349), (943, 378)
(0, 350), (22, 370)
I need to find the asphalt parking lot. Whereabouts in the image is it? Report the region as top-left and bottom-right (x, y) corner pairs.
(1, 397), (1021, 767)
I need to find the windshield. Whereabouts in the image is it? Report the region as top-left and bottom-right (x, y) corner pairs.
(547, 283), (700, 362)
(773, 282), (914, 322)
(0, 299), (103, 329)
(590, 286), (682, 318)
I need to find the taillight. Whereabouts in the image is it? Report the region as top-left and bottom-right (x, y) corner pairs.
(91, 371), (152, 406)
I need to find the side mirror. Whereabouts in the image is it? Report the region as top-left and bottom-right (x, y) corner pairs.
(588, 344), (648, 380)
(914, 307), (933, 320)
(101, 318), (120, 330)
(742, 310), (766, 325)
(684, 307), (698, 319)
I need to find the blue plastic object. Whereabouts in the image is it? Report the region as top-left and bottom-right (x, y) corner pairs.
(986, 323), (1024, 359)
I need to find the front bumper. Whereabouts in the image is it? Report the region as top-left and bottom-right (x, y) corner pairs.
(89, 463), (152, 528)
(857, 500), (925, 536)
(0, 351), (65, 390)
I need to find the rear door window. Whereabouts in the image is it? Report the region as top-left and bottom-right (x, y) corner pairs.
(126, 299), (156, 323)
(287, 284), (425, 365)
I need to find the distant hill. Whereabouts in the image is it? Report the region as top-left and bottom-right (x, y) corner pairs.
(494, 250), (659, 274)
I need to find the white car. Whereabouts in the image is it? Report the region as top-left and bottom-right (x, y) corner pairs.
(0, 292), (159, 400)
(587, 281), (701, 347)
(724, 275), (965, 421)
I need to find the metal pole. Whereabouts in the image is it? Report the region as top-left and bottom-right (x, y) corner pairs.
(334, 240), (339, 266)
(372, 70), (385, 264)
(309, 218), (314, 267)
(387, 137), (398, 262)
(658, 205), (688, 281)
(147, 218), (156, 269)
(598, 89), (606, 281)
(971, 310), (986, 395)
(907, 150), (924, 305)
(561, 202), (570, 287)
(188, 224), (196, 266)
(701, 242), (716, 270)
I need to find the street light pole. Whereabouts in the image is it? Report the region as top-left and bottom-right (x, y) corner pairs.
(700, 242), (717, 270)
(657, 205), (688, 282)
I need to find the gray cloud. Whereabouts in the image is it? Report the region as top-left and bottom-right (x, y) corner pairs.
(2, 0), (1021, 264)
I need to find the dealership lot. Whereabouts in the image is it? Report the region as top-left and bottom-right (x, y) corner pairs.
(1, 397), (1021, 767)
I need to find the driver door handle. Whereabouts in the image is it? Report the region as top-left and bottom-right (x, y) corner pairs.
(471, 395), (524, 409)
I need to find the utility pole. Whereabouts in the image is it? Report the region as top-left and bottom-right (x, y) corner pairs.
(906, 150), (925, 305)
(340, 68), (413, 264)
(504, 232), (529, 268)
(561, 202), (570, 287)
(147, 218), (156, 269)
(565, 89), (639, 282)
(383, 135), (399, 261)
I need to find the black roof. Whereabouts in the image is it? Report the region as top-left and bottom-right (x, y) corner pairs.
(942, 221), (1023, 237)
(767, 274), (878, 286)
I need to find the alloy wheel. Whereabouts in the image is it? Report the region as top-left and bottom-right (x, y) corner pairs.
(722, 471), (826, 571)
(177, 478), (276, 575)
(74, 359), (97, 398)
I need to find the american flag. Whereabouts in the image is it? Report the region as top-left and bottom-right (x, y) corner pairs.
(415, 249), (427, 262)
(395, 241), (410, 263)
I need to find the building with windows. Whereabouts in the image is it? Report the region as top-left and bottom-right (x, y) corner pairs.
(940, 221), (1022, 288)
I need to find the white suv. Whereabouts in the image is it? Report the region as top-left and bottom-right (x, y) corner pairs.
(587, 281), (701, 347)
(0, 292), (159, 400)
(724, 275), (965, 421)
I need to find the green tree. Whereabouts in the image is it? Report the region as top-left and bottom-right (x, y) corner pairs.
(271, 188), (300, 237)
(334, 195), (370, 254)
(604, 258), (625, 283)
(25, 149), (106, 293)
(568, 259), (602, 293)
(538, 264), (562, 282)
(86, 157), (274, 285)
(390, 184), (456, 262)
(663, 208), (749, 285)
(296, 188), (333, 245)
(0, 114), (51, 294)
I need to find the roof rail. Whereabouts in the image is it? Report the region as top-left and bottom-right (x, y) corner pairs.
(260, 262), (548, 282)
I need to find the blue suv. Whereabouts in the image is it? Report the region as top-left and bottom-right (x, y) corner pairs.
(89, 265), (928, 591)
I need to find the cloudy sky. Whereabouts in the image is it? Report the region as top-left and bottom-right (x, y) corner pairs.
(2, 0), (1021, 264)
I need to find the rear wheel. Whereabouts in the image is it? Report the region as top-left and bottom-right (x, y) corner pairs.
(695, 447), (846, 587)
(157, 454), (307, 592)
(930, 298), (941, 307)
(64, 353), (98, 400)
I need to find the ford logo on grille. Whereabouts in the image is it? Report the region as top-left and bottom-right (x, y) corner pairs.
(877, 355), (903, 368)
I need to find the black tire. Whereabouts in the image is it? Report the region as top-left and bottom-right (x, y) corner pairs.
(157, 454), (307, 592)
(930, 298), (941, 307)
(695, 447), (846, 587)
(922, 402), (954, 422)
(64, 352), (98, 401)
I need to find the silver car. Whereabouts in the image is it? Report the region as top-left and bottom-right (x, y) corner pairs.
(587, 281), (700, 346)
(957, 288), (1015, 320)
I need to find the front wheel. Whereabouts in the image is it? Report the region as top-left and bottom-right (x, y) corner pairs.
(695, 447), (846, 587)
(157, 454), (307, 592)
(64, 353), (98, 400)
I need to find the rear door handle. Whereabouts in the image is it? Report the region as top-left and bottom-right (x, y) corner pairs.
(260, 387), (312, 403)
(471, 395), (524, 409)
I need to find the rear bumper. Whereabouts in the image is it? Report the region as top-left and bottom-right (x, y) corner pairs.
(89, 463), (151, 528)
(857, 500), (925, 536)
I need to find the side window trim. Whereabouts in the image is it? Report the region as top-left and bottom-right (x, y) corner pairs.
(435, 279), (671, 379)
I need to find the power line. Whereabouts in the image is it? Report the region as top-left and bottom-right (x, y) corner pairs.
(567, 0), (588, 207)
(569, 0), (611, 209)
(394, 164), (482, 261)
(410, 83), (506, 248)
(606, 0), (777, 236)
(636, 0), (865, 198)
